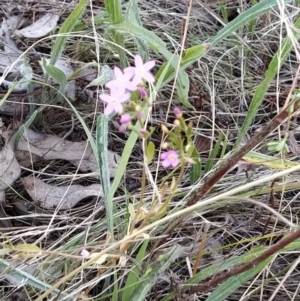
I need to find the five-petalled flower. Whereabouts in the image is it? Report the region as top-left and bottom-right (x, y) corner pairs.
(105, 66), (137, 95)
(161, 150), (179, 168)
(99, 89), (130, 115)
(125, 54), (155, 86)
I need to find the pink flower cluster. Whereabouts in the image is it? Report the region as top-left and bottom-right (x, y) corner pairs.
(99, 55), (155, 116)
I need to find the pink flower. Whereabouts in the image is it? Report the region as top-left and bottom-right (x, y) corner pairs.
(173, 107), (182, 118)
(161, 150), (179, 168)
(99, 90), (130, 115)
(137, 111), (143, 120)
(119, 124), (127, 133)
(139, 88), (147, 99)
(140, 128), (147, 135)
(119, 113), (131, 132)
(120, 113), (131, 125)
(125, 55), (155, 85)
(106, 66), (137, 95)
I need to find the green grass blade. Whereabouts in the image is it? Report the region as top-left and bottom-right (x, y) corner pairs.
(13, 110), (38, 150)
(104, 0), (126, 68)
(0, 259), (69, 299)
(206, 258), (272, 301)
(243, 151), (300, 169)
(107, 105), (148, 216)
(162, 237), (300, 301)
(211, 0), (294, 46)
(205, 132), (223, 173)
(104, 0), (122, 23)
(235, 14), (300, 147)
(96, 115), (114, 236)
(132, 245), (182, 301)
(190, 146), (201, 183)
(50, 0), (88, 65)
(122, 240), (149, 301)
(125, 0), (149, 61)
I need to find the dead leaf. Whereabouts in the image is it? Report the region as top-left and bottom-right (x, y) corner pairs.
(0, 15), (26, 34)
(3, 128), (120, 177)
(21, 176), (103, 210)
(0, 145), (21, 191)
(15, 150), (40, 167)
(0, 18), (24, 73)
(14, 13), (59, 38)
(194, 135), (212, 153)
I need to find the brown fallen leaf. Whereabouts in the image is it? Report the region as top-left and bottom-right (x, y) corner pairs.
(21, 176), (103, 210)
(3, 128), (120, 177)
(194, 135), (213, 154)
(0, 145), (21, 191)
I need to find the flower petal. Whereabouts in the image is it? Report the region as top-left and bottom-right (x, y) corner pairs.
(99, 94), (110, 102)
(113, 103), (123, 114)
(134, 55), (143, 67)
(124, 67), (134, 77)
(171, 158), (179, 167)
(143, 72), (155, 83)
(143, 60), (155, 71)
(119, 93), (130, 102)
(162, 160), (170, 168)
(104, 104), (114, 115)
(114, 66), (123, 78)
(161, 152), (168, 159)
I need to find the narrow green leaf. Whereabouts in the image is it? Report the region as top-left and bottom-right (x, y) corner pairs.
(13, 110), (38, 150)
(146, 142), (155, 165)
(107, 105), (149, 214)
(205, 132), (223, 173)
(125, 0), (149, 61)
(122, 240), (149, 301)
(0, 258), (68, 299)
(236, 14), (300, 147)
(104, 0), (126, 68)
(211, 0), (294, 46)
(50, 0), (88, 65)
(96, 115), (114, 237)
(163, 236), (300, 301)
(206, 258), (272, 301)
(190, 146), (201, 183)
(132, 245), (182, 301)
(243, 151), (300, 169)
(105, 0), (122, 23)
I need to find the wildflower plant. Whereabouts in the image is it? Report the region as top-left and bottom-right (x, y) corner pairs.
(97, 54), (200, 258)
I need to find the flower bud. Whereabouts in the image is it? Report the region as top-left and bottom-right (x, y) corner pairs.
(161, 142), (169, 149)
(173, 107), (182, 118)
(161, 124), (169, 134)
(174, 119), (180, 126)
(140, 128), (147, 135)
